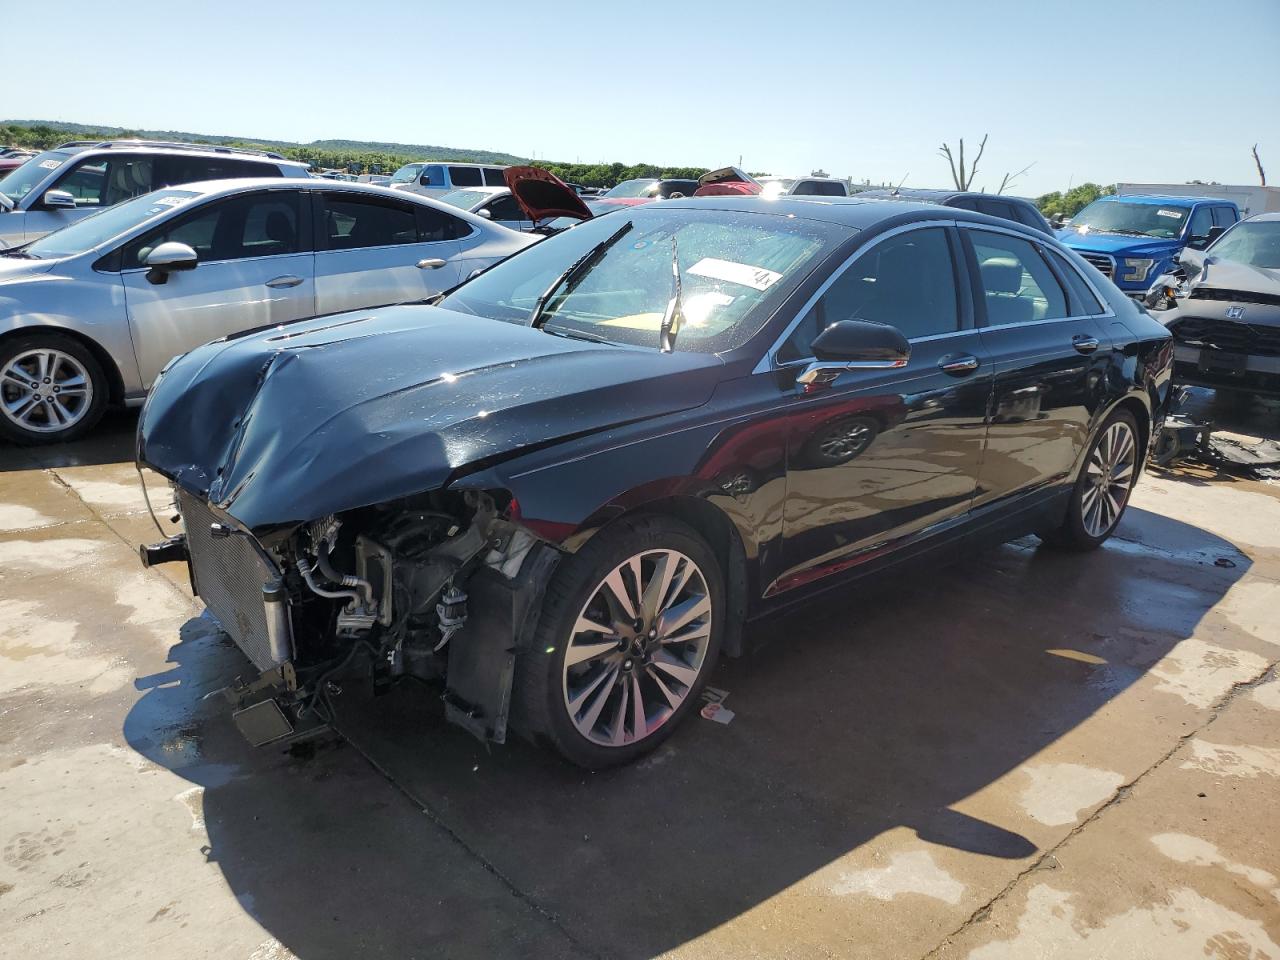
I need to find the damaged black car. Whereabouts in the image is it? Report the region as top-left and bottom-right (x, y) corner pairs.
(1146, 212), (1280, 397)
(138, 197), (1173, 768)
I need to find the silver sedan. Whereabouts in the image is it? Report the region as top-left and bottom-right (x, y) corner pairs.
(0, 178), (535, 444)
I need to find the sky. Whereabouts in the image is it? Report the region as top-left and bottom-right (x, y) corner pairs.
(7, 0), (1279, 197)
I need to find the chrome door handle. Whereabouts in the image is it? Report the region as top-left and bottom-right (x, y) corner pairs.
(265, 275), (303, 288)
(417, 258), (447, 270)
(1072, 335), (1100, 354)
(938, 354), (980, 375)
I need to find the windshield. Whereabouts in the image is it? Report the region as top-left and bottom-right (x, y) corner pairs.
(1208, 220), (1280, 269)
(437, 189), (490, 210)
(441, 206), (842, 353)
(390, 163), (424, 184)
(0, 150), (73, 203)
(19, 189), (199, 260)
(1069, 201), (1188, 239)
(602, 179), (658, 199)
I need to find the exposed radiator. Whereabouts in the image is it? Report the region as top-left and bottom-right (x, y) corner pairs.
(180, 491), (283, 672)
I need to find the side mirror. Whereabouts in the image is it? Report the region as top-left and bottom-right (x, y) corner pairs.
(1176, 246), (1207, 278)
(476, 208), (493, 219)
(41, 189), (77, 210)
(144, 242), (198, 285)
(799, 319), (910, 389)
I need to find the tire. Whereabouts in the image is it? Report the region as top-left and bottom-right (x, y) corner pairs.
(0, 333), (108, 445)
(1038, 409), (1140, 551)
(513, 514), (725, 769)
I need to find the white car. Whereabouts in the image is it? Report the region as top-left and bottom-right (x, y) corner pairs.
(436, 186), (538, 231)
(386, 162), (510, 199)
(0, 178), (534, 443)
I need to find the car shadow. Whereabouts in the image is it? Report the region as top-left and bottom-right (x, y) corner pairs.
(0, 408), (139, 471)
(122, 502), (1249, 959)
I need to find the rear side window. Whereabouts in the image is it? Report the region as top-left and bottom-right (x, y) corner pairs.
(321, 194), (419, 249)
(1046, 249), (1106, 315)
(969, 230), (1069, 325)
(975, 199), (1019, 223)
(483, 168), (508, 186)
(1212, 206), (1238, 228)
(448, 166), (483, 187)
(778, 226), (960, 361)
(1014, 202), (1049, 231)
(160, 156), (281, 186)
(416, 205), (469, 242)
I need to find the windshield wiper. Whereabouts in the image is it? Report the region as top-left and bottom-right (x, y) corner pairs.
(541, 325), (618, 345)
(0, 248), (37, 259)
(529, 220), (633, 329)
(659, 235), (684, 354)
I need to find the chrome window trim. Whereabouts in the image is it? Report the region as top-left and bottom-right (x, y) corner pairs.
(957, 220), (1117, 325)
(752, 218), (958, 374)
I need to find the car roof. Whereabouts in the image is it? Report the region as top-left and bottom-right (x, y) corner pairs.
(859, 187), (1037, 205)
(172, 177), (480, 204)
(1243, 211), (1280, 222)
(658, 194), (1037, 232)
(1102, 194), (1228, 206)
(49, 139), (304, 165)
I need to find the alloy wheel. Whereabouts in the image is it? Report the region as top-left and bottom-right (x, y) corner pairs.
(1, 348), (94, 435)
(1081, 420), (1136, 538)
(561, 549), (713, 747)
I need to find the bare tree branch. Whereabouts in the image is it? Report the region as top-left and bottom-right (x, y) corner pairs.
(996, 162), (1036, 195)
(1254, 144), (1267, 187)
(938, 142), (960, 190)
(967, 134), (988, 190)
(938, 134), (989, 190)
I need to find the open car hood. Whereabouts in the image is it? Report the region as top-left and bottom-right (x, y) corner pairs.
(137, 305), (721, 532)
(694, 166), (761, 197)
(504, 166), (593, 223)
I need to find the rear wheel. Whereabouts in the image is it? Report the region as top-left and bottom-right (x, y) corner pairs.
(1039, 410), (1140, 550)
(0, 334), (108, 445)
(514, 515), (724, 769)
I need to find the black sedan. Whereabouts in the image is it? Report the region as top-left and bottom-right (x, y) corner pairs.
(138, 196), (1174, 769)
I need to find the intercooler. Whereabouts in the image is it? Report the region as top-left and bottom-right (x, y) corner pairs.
(179, 491), (290, 672)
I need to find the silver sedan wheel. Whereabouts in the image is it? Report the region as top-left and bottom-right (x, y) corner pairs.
(561, 549), (713, 747)
(1, 348), (94, 434)
(1081, 420), (1137, 538)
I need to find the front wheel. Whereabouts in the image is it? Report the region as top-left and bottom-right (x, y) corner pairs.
(0, 333), (108, 445)
(1039, 410), (1140, 550)
(514, 515), (724, 769)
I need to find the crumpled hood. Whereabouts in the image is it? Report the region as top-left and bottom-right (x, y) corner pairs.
(138, 304), (722, 531)
(1057, 230), (1180, 258)
(1190, 257), (1280, 298)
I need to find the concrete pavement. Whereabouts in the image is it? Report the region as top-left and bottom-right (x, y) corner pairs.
(1, 399), (1278, 959)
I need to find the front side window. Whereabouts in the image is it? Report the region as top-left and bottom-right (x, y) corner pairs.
(321, 194), (418, 250)
(122, 191), (301, 268)
(448, 166), (483, 187)
(441, 207), (840, 354)
(970, 231), (1068, 326)
(52, 156), (156, 209)
(1207, 220), (1280, 268)
(1068, 200), (1187, 240)
(1187, 205), (1214, 241)
(777, 226), (960, 362)
(485, 195), (525, 222)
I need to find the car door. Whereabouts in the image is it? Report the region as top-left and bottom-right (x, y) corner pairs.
(961, 225), (1113, 511)
(121, 189), (315, 385)
(312, 192), (466, 314)
(772, 223), (993, 593)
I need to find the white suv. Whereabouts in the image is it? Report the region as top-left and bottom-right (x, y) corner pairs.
(0, 140), (311, 249)
(387, 161), (510, 199)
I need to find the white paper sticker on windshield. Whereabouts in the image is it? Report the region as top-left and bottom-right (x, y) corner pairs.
(1156, 209), (1182, 218)
(688, 257), (782, 292)
(153, 196), (187, 208)
(38, 158), (63, 170)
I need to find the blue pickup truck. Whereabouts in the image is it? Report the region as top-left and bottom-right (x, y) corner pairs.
(1057, 194), (1240, 297)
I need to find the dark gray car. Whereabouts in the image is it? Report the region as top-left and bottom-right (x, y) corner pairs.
(857, 188), (1054, 236)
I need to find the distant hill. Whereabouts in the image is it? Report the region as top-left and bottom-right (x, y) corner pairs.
(2, 120), (527, 165)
